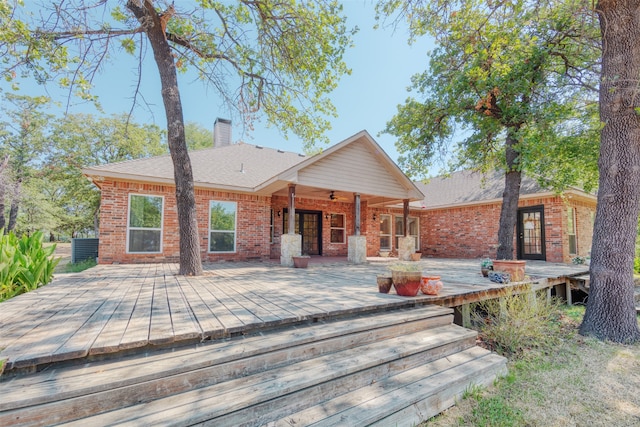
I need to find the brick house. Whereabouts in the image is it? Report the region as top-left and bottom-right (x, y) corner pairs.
(83, 122), (425, 265)
(414, 170), (596, 263)
(83, 121), (596, 265)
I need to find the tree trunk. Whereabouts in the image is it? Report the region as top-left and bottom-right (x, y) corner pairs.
(579, 0), (640, 343)
(127, 0), (202, 276)
(7, 179), (21, 232)
(0, 155), (9, 231)
(496, 131), (522, 260)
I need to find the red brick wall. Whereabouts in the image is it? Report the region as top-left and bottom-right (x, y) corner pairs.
(419, 196), (596, 263)
(269, 196), (376, 258)
(97, 179), (595, 264)
(98, 180), (272, 264)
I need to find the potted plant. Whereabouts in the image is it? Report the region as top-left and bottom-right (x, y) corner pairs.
(389, 263), (423, 296)
(376, 275), (393, 293)
(410, 251), (422, 262)
(492, 259), (526, 282)
(292, 255), (310, 268)
(480, 258), (493, 277)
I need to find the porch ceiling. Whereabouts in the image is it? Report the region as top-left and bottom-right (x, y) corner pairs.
(267, 184), (416, 207)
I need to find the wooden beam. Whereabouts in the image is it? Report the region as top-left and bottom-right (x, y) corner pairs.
(354, 194), (361, 236)
(288, 184), (296, 235)
(403, 199), (409, 237)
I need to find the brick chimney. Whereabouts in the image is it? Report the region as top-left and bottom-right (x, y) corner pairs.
(213, 118), (232, 148)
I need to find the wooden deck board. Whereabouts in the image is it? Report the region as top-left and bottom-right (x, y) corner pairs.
(119, 265), (156, 350)
(174, 275), (224, 338)
(89, 270), (148, 355)
(163, 274), (202, 341)
(0, 259), (588, 373)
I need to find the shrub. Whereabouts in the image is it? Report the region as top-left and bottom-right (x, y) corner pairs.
(635, 257), (640, 275)
(0, 230), (60, 302)
(470, 292), (563, 359)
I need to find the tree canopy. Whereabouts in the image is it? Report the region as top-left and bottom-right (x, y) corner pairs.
(378, 0), (600, 259)
(1, 0), (354, 275)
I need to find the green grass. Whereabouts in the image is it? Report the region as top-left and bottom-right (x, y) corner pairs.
(424, 304), (640, 427)
(62, 258), (97, 273)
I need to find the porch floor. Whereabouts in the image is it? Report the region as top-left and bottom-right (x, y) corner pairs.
(0, 258), (588, 374)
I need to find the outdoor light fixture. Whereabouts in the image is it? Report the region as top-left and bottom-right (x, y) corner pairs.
(277, 210), (281, 217)
(325, 213), (330, 220)
(372, 213), (377, 221)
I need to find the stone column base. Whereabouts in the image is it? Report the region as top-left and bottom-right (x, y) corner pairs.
(280, 233), (302, 267)
(348, 235), (367, 264)
(397, 236), (416, 261)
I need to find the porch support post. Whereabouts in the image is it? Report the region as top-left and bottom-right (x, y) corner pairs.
(348, 193), (366, 264)
(403, 199), (409, 237)
(354, 193), (361, 236)
(288, 184), (296, 235)
(281, 184), (301, 266)
(397, 198), (415, 261)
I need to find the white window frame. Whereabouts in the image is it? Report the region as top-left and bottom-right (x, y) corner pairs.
(395, 215), (420, 250)
(126, 193), (164, 254)
(567, 206), (577, 255)
(379, 214), (392, 250)
(209, 200), (237, 253)
(330, 213), (346, 244)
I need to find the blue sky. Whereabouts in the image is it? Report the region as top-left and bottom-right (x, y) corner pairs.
(18, 2), (434, 166)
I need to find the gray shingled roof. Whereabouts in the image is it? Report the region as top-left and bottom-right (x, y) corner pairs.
(412, 169), (547, 209)
(83, 143), (307, 190)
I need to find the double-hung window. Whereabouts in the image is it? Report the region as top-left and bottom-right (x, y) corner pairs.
(379, 215), (392, 250)
(330, 214), (345, 243)
(567, 207), (577, 255)
(127, 194), (163, 253)
(209, 201), (237, 252)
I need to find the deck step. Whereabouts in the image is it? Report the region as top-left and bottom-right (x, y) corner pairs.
(273, 347), (506, 427)
(0, 305), (507, 426)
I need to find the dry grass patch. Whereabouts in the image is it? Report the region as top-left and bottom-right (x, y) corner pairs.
(423, 302), (640, 427)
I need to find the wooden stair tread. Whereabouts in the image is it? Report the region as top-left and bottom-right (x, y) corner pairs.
(0, 306), (452, 411)
(47, 325), (476, 426)
(273, 347), (506, 427)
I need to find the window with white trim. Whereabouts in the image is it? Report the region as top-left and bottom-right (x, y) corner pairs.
(567, 206), (577, 255)
(209, 201), (237, 252)
(395, 215), (419, 250)
(330, 214), (345, 243)
(379, 214), (392, 250)
(127, 194), (163, 253)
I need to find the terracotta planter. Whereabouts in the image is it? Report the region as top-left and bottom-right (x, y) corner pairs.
(391, 270), (422, 296)
(410, 252), (422, 262)
(492, 260), (526, 282)
(421, 276), (443, 295)
(377, 275), (393, 293)
(292, 256), (310, 268)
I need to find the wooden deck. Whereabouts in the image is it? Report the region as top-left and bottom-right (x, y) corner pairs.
(0, 258), (588, 375)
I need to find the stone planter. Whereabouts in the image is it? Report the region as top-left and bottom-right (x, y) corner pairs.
(292, 256), (310, 268)
(492, 260), (526, 282)
(390, 270), (422, 296)
(376, 275), (393, 293)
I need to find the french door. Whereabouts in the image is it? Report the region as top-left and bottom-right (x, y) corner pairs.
(517, 205), (546, 260)
(284, 209), (322, 255)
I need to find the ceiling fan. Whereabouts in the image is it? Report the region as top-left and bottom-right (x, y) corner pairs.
(329, 191), (348, 201)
